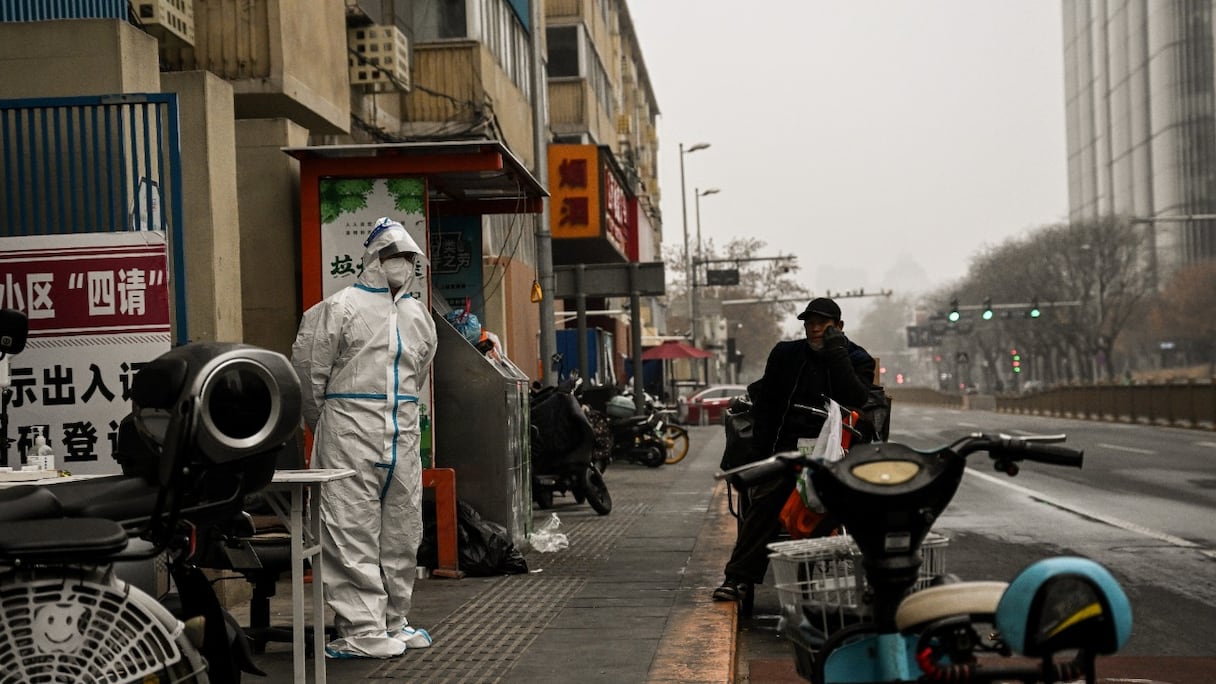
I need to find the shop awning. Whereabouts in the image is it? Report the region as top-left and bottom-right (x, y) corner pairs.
(284, 139), (547, 215)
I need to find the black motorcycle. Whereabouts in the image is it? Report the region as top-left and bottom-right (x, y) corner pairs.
(529, 380), (612, 515)
(0, 320), (300, 682)
(579, 387), (669, 469)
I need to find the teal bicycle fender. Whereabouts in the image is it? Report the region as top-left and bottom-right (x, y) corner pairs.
(821, 632), (920, 683)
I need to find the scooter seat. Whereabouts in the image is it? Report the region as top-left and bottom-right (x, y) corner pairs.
(0, 485), (62, 522)
(612, 415), (650, 427)
(0, 517), (128, 561)
(43, 475), (161, 523)
(895, 581), (1008, 631)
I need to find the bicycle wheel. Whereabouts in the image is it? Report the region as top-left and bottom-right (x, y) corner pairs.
(663, 424), (690, 464)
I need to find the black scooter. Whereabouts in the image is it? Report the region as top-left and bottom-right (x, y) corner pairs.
(529, 379), (612, 515)
(719, 431), (1131, 683)
(0, 324), (301, 682)
(578, 386), (668, 470)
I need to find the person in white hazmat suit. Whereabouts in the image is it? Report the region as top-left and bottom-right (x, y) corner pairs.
(291, 217), (438, 659)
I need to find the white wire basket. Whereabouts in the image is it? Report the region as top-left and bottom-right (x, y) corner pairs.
(768, 532), (950, 635)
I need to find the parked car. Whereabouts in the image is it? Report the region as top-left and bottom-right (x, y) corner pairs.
(678, 384), (747, 425)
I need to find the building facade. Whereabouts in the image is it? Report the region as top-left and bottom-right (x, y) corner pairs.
(1062, 0), (1216, 282)
(0, 0), (664, 382)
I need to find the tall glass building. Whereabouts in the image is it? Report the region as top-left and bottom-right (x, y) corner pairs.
(1062, 0), (1216, 282)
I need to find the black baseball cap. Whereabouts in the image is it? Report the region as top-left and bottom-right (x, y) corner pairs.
(796, 297), (842, 321)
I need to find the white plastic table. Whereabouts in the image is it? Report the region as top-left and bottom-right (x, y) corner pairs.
(262, 468), (355, 684)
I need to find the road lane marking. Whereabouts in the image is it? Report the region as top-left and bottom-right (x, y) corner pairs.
(1195, 441), (1216, 449)
(964, 468), (1206, 551)
(1096, 442), (1155, 455)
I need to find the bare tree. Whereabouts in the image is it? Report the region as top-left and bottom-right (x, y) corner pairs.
(1039, 217), (1152, 380)
(1151, 258), (1216, 375)
(927, 216), (1152, 388)
(696, 236), (808, 380)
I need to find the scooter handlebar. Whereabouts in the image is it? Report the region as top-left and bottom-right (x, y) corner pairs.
(714, 454), (799, 489)
(955, 433), (1084, 471)
(1021, 443), (1084, 468)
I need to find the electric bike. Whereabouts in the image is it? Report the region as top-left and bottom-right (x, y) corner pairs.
(0, 325), (302, 683)
(529, 379), (612, 515)
(718, 431), (1132, 684)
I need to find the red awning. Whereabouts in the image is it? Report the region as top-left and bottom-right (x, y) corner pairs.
(641, 340), (713, 360)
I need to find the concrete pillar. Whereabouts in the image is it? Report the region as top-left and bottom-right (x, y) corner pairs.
(235, 118), (310, 355)
(160, 71), (244, 342)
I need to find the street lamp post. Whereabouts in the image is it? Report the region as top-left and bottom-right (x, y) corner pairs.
(691, 187), (720, 349)
(679, 142), (710, 339)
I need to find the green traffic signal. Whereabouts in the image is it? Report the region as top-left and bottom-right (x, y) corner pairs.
(982, 297), (993, 320)
(948, 298), (960, 323)
(1029, 298), (1041, 318)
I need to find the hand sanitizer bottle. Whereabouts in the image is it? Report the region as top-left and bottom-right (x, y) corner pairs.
(32, 428), (54, 472)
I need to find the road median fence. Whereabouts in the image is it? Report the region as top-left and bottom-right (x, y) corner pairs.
(889, 383), (1215, 431)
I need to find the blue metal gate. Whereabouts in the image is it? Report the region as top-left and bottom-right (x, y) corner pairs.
(0, 93), (188, 343)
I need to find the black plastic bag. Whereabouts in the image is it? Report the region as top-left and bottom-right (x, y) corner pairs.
(720, 394), (760, 471)
(860, 386), (892, 442)
(419, 499), (528, 577)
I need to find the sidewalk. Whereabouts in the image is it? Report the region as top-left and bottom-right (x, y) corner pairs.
(241, 424), (739, 683)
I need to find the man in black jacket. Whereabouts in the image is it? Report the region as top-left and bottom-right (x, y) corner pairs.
(712, 297), (876, 607)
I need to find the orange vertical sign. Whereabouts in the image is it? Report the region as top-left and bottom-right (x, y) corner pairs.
(548, 144), (601, 239)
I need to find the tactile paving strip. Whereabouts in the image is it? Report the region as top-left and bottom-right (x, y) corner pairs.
(370, 502), (648, 682)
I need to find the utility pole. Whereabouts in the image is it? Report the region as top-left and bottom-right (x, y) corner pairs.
(679, 143), (709, 343)
(530, 1), (555, 384)
(691, 187), (720, 348)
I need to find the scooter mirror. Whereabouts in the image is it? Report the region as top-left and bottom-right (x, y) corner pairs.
(0, 309), (28, 355)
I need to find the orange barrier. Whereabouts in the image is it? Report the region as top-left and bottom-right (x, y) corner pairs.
(422, 467), (464, 579)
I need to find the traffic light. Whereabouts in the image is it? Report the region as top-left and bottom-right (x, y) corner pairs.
(948, 298), (960, 323)
(1029, 298), (1041, 318)
(982, 297), (993, 321)
(1011, 348), (1022, 374)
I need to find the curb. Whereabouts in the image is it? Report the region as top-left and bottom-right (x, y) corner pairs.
(648, 480), (739, 683)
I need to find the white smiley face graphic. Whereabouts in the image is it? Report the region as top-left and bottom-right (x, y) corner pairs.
(33, 602), (87, 653)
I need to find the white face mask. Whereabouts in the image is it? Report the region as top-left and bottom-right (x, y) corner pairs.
(381, 256), (413, 289)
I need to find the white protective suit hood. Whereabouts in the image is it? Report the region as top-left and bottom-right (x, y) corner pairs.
(361, 217), (428, 292)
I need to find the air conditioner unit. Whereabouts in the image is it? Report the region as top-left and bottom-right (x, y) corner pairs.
(136, 0), (194, 47)
(348, 25), (411, 93)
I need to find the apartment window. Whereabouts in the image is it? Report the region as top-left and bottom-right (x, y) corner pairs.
(476, 0), (533, 100)
(548, 25), (579, 77)
(412, 0), (467, 41)
(546, 23), (614, 119)
(412, 0), (533, 99)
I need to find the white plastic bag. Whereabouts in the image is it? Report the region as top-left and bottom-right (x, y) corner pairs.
(530, 513), (569, 553)
(810, 399), (845, 463)
(796, 399), (844, 513)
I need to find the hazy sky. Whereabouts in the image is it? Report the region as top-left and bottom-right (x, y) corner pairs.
(628, 1), (1069, 323)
